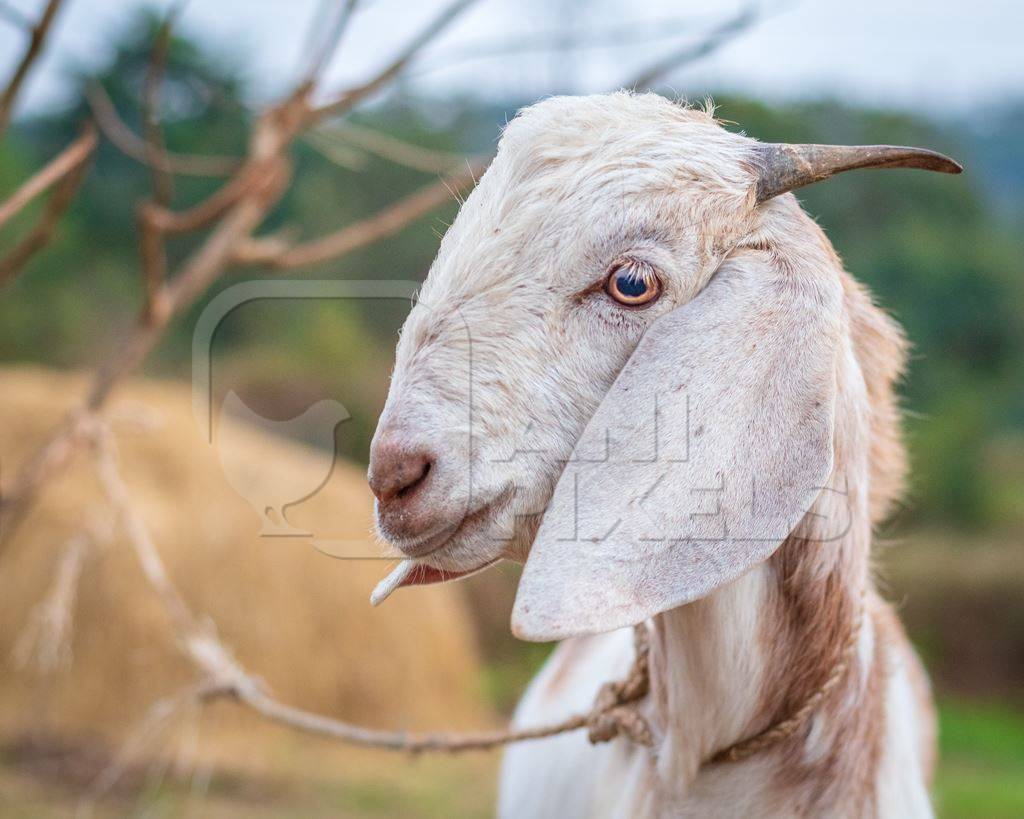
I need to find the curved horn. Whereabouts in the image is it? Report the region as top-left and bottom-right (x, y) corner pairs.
(755, 143), (963, 203)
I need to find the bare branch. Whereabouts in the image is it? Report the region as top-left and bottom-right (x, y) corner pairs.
(418, 11), (749, 72)
(0, 122), (95, 285)
(0, 0), (65, 137)
(297, 0), (359, 91)
(303, 131), (370, 171)
(12, 531), (92, 673)
(626, 3), (761, 91)
(234, 156), (487, 269)
(0, 4), (482, 547)
(142, 4), (188, 205)
(0, 122), (95, 230)
(85, 82), (240, 177)
(307, 0), (478, 125)
(307, 121), (468, 174)
(0, 130), (94, 284)
(136, 205), (168, 320)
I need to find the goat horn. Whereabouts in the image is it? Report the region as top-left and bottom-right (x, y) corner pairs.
(754, 143), (963, 203)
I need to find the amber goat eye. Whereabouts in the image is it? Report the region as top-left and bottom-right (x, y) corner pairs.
(605, 261), (661, 307)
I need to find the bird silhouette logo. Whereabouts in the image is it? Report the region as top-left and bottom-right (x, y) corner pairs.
(216, 389), (350, 536)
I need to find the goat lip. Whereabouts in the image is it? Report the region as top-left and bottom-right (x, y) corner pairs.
(390, 486), (515, 559)
(389, 523), (460, 558)
(397, 556), (501, 589)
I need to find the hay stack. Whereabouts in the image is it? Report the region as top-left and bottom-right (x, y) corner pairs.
(0, 367), (489, 774)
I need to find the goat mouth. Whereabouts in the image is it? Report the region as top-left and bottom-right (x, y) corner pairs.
(370, 554), (501, 606)
(370, 488), (513, 605)
(404, 556), (501, 588)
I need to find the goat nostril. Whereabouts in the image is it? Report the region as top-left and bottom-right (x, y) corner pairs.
(396, 459), (430, 499)
(369, 445), (435, 505)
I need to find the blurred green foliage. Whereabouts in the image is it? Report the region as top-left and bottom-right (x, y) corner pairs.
(935, 700), (1024, 818)
(2, 15), (1022, 531)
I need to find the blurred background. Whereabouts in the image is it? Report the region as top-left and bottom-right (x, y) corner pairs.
(0, 1), (1021, 816)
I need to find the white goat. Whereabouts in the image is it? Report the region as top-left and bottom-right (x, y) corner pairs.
(367, 92), (960, 817)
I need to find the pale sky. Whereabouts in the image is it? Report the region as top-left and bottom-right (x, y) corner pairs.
(1, 0), (1022, 120)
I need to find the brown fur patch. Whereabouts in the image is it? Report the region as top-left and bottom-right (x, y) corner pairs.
(744, 210), (917, 814)
(840, 272), (909, 523)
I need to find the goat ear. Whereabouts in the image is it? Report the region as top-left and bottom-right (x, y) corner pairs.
(511, 253), (841, 641)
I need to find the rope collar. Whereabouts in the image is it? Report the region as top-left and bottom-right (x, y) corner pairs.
(588, 600), (867, 765)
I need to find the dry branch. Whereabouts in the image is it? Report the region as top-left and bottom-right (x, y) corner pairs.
(627, 3), (762, 90)
(142, 5), (184, 205)
(308, 121), (469, 173)
(298, 0), (360, 90)
(12, 531), (92, 673)
(234, 156), (486, 269)
(307, 0), (477, 125)
(85, 82), (239, 178)
(0, 123), (96, 229)
(0, 124), (96, 284)
(0, 0), (65, 137)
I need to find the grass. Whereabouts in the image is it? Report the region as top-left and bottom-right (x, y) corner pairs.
(1, 698), (1021, 817)
(934, 700), (1024, 819)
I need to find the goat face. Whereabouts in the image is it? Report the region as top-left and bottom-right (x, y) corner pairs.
(368, 92), (960, 638)
(371, 95), (752, 567)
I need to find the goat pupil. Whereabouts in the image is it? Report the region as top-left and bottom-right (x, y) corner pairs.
(617, 273), (647, 298)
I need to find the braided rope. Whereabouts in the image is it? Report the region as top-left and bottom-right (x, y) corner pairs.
(709, 595), (867, 764)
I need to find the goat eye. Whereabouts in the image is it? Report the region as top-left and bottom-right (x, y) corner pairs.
(605, 262), (661, 307)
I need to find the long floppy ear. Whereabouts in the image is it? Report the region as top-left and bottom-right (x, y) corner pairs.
(512, 253), (842, 641)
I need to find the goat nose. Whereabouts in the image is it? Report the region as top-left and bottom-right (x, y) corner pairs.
(368, 440), (434, 504)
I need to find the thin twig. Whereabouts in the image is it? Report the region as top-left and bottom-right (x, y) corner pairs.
(627, 3), (761, 90)
(418, 10), (749, 71)
(307, 0), (478, 125)
(77, 684), (203, 817)
(143, 4), (188, 205)
(234, 156), (487, 269)
(0, 125), (96, 284)
(297, 0), (359, 90)
(0, 123), (96, 229)
(303, 131), (370, 171)
(85, 82), (239, 177)
(307, 121), (467, 174)
(12, 531), (92, 673)
(0, 0), (65, 137)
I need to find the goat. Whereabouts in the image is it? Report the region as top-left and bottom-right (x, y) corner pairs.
(366, 92), (960, 817)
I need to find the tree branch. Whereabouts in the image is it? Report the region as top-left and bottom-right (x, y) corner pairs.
(142, 4), (187, 205)
(0, 0), (65, 137)
(307, 121), (468, 174)
(234, 156), (486, 269)
(296, 0), (360, 91)
(0, 126), (95, 284)
(0, 122), (95, 230)
(626, 3), (762, 91)
(307, 0), (478, 125)
(85, 82), (240, 178)
(0, 1), (481, 548)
